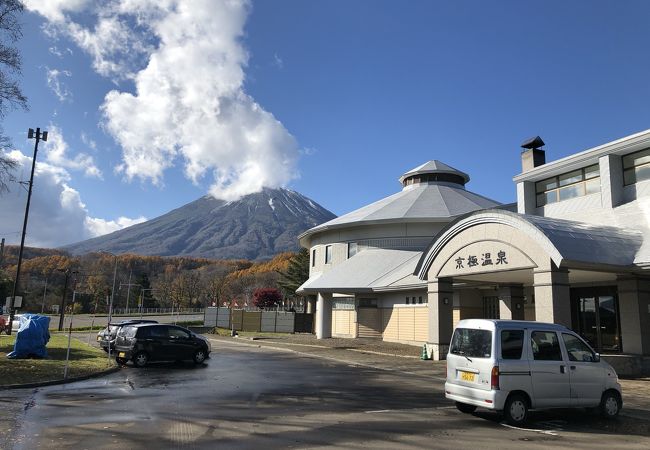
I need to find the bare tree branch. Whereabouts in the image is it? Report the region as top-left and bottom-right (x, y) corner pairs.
(0, 0), (26, 195)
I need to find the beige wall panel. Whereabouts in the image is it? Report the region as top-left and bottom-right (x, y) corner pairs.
(398, 307), (415, 341)
(332, 310), (353, 336)
(358, 308), (382, 338)
(452, 307), (460, 329)
(413, 306), (429, 342)
(382, 307), (399, 340)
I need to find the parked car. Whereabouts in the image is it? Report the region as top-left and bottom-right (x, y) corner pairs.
(97, 319), (158, 352)
(114, 323), (211, 367)
(445, 319), (622, 425)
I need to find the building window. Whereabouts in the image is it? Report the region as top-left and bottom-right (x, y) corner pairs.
(623, 148), (650, 185)
(418, 296), (423, 304)
(311, 249), (316, 267)
(406, 297), (410, 305)
(348, 242), (358, 258)
(325, 245), (332, 264)
(535, 164), (600, 207)
(359, 298), (377, 307)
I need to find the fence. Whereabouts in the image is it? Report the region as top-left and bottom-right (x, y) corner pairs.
(204, 307), (313, 333)
(110, 307), (204, 315)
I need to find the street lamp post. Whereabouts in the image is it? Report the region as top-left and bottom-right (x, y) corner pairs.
(98, 251), (119, 364)
(8, 127), (48, 335)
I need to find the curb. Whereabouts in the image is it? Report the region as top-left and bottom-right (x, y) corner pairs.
(0, 365), (121, 391)
(239, 337), (423, 359)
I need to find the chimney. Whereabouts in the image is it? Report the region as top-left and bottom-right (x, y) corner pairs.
(520, 136), (546, 172)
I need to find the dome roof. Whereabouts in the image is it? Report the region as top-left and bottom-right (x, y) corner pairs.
(299, 160), (500, 243)
(399, 160), (470, 186)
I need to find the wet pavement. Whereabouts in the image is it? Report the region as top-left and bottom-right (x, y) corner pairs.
(1, 337), (649, 449)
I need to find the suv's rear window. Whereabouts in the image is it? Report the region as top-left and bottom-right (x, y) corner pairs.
(450, 328), (492, 358)
(122, 326), (137, 338)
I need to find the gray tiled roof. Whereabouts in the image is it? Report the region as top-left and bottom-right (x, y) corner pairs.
(301, 183), (501, 239)
(416, 209), (645, 278)
(522, 213), (644, 268)
(297, 249), (423, 293)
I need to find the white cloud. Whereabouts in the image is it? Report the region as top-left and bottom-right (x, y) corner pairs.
(85, 215), (146, 237)
(27, 0), (301, 202)
(80, 132), (97, 151)
(273, 53), (284, 69)
(49, 46), (74, 58)
(43, 125), (102, 178)
(24, 0), (91, 23)
(45, 67), (73, 102)
(0, 150), (145, 247)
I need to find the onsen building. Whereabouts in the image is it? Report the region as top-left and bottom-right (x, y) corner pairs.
(298, 130), (650, 375)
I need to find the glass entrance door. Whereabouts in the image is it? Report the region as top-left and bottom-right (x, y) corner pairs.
(571, 287), (621, 353)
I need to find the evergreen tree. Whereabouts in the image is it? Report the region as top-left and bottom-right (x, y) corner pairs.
(277, 248), (309, 300)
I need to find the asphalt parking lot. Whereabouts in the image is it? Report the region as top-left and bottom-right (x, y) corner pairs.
(1, 336), (649, 449)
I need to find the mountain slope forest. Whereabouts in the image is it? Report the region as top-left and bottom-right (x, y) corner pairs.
(0, 247), (306, 314)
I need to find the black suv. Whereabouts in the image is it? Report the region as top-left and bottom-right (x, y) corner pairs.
(97, 319), (158, 352)
(114, 323), (211, 367)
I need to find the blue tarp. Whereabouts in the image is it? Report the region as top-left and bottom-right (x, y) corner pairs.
(7, 314), (50, 359)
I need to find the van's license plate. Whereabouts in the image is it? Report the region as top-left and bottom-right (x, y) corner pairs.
(118, 352), (126, 358)
(460, 371), (475, 382)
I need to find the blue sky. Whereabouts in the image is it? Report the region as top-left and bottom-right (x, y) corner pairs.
(1, 0), (650, 248)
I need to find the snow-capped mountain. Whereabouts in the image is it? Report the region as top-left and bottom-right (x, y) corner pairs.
(64, 188), (336, 260)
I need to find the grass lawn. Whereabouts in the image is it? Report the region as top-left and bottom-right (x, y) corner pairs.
(0, 333), (115, 387)
(213, 327), (290, 338)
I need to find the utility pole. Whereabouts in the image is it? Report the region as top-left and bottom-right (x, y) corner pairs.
(9, 127), (48, 335)
(41, 277), (48, 313)
(57, 269), (78, 331)
(120, 271), (139, 316)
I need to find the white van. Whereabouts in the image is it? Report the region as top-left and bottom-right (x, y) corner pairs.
(445, 319), (622, 425)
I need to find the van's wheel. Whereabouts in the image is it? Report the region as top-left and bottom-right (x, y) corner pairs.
(133, 352), (149, 368)
(455, 402), (477, 414)
(193, 349), (207, 364)
(600, 391), (621, 418)
(504, 394), (529, 426)
(115, 357), (128, 366)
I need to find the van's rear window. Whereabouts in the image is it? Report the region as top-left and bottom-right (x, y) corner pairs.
(450, 328), (492, 358)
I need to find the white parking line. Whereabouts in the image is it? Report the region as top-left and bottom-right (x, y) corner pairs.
(500, 422), (560, 436)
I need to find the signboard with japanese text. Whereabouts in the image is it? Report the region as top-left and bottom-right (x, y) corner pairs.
(438, 241), (536, 278)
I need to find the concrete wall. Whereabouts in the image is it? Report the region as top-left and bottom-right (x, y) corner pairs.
(204, 307), (231, 328)
(261, 311), (294, 333)
(204, 308), (296, 333)
(308, 221), (448, 277)
(379, 290), (427, 308)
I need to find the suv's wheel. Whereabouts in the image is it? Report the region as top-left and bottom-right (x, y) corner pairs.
(455, 402), (477, 414)
(193, 349), (207, 364)
(600, 391), (621, 418)
(133, 352), (149, 368)
(504, 394), (529, 426)
(115, 357), (128, 366)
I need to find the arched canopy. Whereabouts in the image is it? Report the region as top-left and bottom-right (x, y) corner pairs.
(415, 209), (643, 280)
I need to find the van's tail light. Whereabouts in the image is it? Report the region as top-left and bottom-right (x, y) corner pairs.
(491, 366), (500, 390)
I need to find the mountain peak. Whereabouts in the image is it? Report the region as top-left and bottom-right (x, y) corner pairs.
(65, 189), (335, 260)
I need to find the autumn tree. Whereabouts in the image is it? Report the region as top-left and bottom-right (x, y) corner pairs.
(252, 288), (282, 310)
